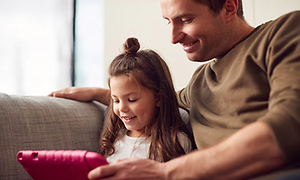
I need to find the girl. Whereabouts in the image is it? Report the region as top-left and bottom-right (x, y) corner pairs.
(98, 37), (195, 163)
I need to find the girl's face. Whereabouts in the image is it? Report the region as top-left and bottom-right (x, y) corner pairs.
(110, 74), (160, 137)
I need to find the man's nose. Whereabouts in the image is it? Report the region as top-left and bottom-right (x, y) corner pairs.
(171, 25), (184, 44)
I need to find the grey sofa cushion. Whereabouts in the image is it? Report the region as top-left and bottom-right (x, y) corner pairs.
(0, 93), (105, 180)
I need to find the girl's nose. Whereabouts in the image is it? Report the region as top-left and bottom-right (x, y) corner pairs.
(119, 102), (129, 112)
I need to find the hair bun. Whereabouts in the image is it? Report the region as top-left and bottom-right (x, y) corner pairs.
(124, 37), (140, 55)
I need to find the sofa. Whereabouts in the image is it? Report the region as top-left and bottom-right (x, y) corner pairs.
(0, 92), (191, 180)
(0, 92), (107, 180)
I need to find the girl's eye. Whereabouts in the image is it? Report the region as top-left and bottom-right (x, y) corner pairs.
(113, 100), (119, 103)
(128, 99), (137, 103)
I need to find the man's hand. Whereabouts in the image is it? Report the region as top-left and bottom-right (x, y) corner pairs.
(88, 158), (166, 180)
(48, 87), (111, 105)
(48, 87), (98, 102)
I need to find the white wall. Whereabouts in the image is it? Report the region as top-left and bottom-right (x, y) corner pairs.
(243, 0), (300, 27)
(104, 0), (300, 91)
(104, 0), (195, 90)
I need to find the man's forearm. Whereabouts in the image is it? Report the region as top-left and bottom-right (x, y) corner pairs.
(163, 122), (286, 180)
(92, 87), (111, 106)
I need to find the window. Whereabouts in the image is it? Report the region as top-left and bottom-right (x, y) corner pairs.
(0, 0), (73, 95)
(74, 0), (105, 88)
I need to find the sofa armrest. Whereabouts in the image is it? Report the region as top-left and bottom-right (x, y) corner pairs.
(0, 93), (106, 180)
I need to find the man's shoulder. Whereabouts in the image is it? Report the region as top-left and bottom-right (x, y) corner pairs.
(271, 10), (300, 29)
(279, 10), (300, 19)
(249, 10), (300, 43)
(256, 11), (300, 30)
(265, 10), (300, 42)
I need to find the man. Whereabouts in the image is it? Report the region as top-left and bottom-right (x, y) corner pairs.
(49, 0), (300, 179)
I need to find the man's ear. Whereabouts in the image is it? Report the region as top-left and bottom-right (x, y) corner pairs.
(223, 0), (238, 22)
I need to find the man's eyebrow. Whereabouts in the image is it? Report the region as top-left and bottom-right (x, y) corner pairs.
(162, 14), (195, 20)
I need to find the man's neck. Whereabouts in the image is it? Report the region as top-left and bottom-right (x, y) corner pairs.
(237, 21), (255, 44)
(216, 20), (255, 59)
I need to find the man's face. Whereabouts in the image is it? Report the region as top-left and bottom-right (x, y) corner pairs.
(160, 0), (229, 62)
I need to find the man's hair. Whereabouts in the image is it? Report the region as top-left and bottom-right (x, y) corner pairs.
(194, 0), (244, 19)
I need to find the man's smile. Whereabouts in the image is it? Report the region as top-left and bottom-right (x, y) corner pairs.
(182, 40), (199, 52)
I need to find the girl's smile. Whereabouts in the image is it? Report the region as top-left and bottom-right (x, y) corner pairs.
(121, 115), (137, 123)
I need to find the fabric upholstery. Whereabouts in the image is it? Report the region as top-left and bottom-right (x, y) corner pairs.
(0, 93), (106, 180)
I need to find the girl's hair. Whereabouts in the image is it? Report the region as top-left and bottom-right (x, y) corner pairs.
(98, 37), (195, 162)
(194, 0), (244, 19)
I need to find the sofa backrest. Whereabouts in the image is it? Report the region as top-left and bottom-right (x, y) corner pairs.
(0, 93), (106, 180)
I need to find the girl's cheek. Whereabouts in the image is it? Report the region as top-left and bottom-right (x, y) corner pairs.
(113, 105), (118, 115)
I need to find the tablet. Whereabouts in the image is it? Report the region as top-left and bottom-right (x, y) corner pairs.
(17, 150), (108, 180)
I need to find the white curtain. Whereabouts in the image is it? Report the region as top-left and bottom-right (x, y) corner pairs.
(0, 0), (73, 95)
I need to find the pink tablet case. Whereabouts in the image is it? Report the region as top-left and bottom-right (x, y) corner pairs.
(17, 150), (108, 180)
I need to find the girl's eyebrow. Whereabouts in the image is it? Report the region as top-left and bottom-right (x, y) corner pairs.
(111, 92), (138, 98)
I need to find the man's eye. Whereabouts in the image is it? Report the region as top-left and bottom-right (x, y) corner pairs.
(182, 18), (192, 24)
(128, 99), (137, 102)
(113, 100), (119, 103)
(164, 18), (171, 25)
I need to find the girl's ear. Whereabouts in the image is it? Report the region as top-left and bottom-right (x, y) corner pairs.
(155, 93), (161, 107)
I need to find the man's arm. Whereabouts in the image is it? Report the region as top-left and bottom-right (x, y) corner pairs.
(164, 121), (286, 180)
(48, 87), (111, 106)
(88, 121), (286, 180)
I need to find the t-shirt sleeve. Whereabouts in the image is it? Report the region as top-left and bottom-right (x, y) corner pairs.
(258, 11), (300, 162)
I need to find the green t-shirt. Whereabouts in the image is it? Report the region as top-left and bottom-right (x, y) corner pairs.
(177, 11), (300, 163)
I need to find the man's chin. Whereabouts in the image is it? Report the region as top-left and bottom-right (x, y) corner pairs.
(187, 53), (214, 63)
(187, 55), (206, 62)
